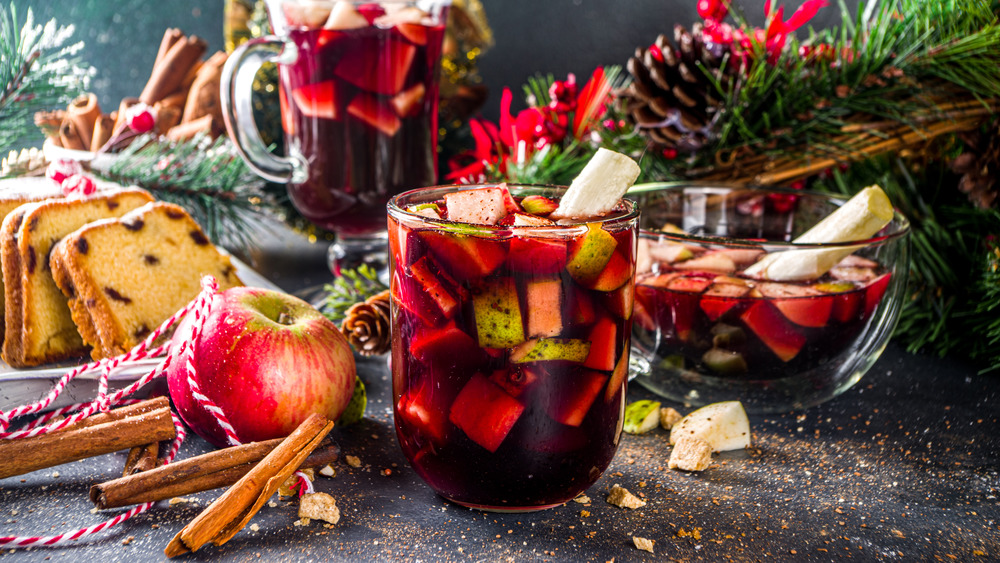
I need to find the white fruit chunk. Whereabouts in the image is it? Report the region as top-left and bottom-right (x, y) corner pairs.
(325, 1), (368, 30)
(669, 400), (751, 452)
(743, 185), (894, 281)
(550, 148), (640, 220)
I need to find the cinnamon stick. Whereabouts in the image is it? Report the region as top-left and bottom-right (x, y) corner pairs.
(64, 397), (170, 431)
(140, 35), (207, 105)
(0, 400), (175, 479)
(181, 51), (227, 126)
(66, 93), (101, 149)
(58, 119), (87, 151)
(166, 114), (214, 141)
(92, 439), (339, 509)
(153, 28), (184, 70)
(165, 414), (333, 558)
(123, 442), (160, 476)
(154, 103), (183, 135)
(90, 114), (116, 152)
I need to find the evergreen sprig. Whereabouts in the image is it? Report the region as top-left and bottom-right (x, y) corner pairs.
(319, 264), (388, 325)
(95, 134), (279, 251)
(0, 4), (91, 152)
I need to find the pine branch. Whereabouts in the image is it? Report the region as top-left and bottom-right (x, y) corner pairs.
(94, 134), (279, 252)
(0, 4), (92, 152)
(319, 265), (388, 325)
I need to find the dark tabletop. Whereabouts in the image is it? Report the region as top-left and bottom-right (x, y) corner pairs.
(2, 226), (998, 562)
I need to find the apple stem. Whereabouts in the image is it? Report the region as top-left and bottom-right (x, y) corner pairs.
(277, 311), (294, 326)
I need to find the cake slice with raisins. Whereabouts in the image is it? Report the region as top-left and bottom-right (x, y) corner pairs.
(49, 201), (243, 360)
(2, 188), (155, 367)
(0, 177), (67, 341)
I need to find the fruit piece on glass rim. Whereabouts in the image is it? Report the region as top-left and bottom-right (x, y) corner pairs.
(550, 148), (641, 220)
(166, 286), (357, 448)
(743, 185), (894, 282)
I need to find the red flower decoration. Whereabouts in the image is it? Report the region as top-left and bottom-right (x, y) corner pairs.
(446, 67), (615, 184)
(700, 0), (828, 64)
(446, 118), (503, 183)
(698, 0), (729, 21)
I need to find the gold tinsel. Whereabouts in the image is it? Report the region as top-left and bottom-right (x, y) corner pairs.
(340, 289), (391, 356)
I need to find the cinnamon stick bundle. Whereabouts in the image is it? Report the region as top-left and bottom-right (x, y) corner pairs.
(140, 34), (207, 105)
(0, 397), (175, 479)
(92, 437), (339, 509)
(165, 414), (334, 558)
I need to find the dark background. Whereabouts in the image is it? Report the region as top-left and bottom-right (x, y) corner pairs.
(16, 0), (858, 124)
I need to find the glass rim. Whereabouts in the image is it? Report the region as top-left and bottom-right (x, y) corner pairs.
(388, 183), (640, 234)
(629, 181), (911, 250)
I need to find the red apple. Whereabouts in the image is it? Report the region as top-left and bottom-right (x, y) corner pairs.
(166, 287), (356, 447)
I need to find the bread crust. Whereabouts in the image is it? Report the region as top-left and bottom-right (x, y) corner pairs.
(0, 178), (66, 344)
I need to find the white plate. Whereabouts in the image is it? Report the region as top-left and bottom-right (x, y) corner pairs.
(0, 255), (281, 412)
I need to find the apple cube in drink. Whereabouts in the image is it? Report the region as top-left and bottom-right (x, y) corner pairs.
(347, 93), (401, 136)
(409, 256), (461, 319)
(525, 277), (563, 338)
(444, 187), (509, 225)
(543, 369), (608, 427)
(418, 230), (507, 281)
(334, 37), (416, 95)
(291, 80), (341, 120)
(397, 380), (451, 445)
(448, 374), (525, 452)
(508, 235), (567, 274)
(583, 316), (618, 371)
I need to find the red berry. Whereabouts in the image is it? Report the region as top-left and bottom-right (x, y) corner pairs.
(126, 105), (156, 133)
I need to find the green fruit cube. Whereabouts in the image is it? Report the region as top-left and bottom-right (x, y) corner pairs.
(566, 223), (617, 285)
(472, 278), (525, 348)
(510, 338), (591, 363)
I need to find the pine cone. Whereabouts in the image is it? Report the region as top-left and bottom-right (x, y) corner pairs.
(951, 118), (1000, 209)
(618, 24), (730, 152)
(340, 289), (391, 356)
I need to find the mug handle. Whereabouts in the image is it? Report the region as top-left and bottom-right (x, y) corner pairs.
(220, 36), (307, 184)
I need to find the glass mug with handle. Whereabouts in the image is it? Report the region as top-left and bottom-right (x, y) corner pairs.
(221, 0), (451, 272)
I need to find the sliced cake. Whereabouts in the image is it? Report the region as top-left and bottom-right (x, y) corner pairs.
(49, 201), (243, 360)
(2, 188), (155, 367)
(0, 177), (66, 340)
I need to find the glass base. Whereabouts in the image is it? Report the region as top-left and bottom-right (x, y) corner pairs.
(327, 232), (389, 279)
(442, 496), (565, 513)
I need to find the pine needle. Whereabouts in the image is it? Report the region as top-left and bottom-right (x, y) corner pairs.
(319, 265), (388, 325)
(0, 4), (92, 152)
(95, 134), (278, 252)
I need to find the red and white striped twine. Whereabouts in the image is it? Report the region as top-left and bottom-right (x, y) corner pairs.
(0, 275), (255, 549)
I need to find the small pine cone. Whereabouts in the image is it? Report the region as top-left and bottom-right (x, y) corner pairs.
(951, 118), (1000, 209)
(340, 289), (391, 356)
(618, 24), (731, 152)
